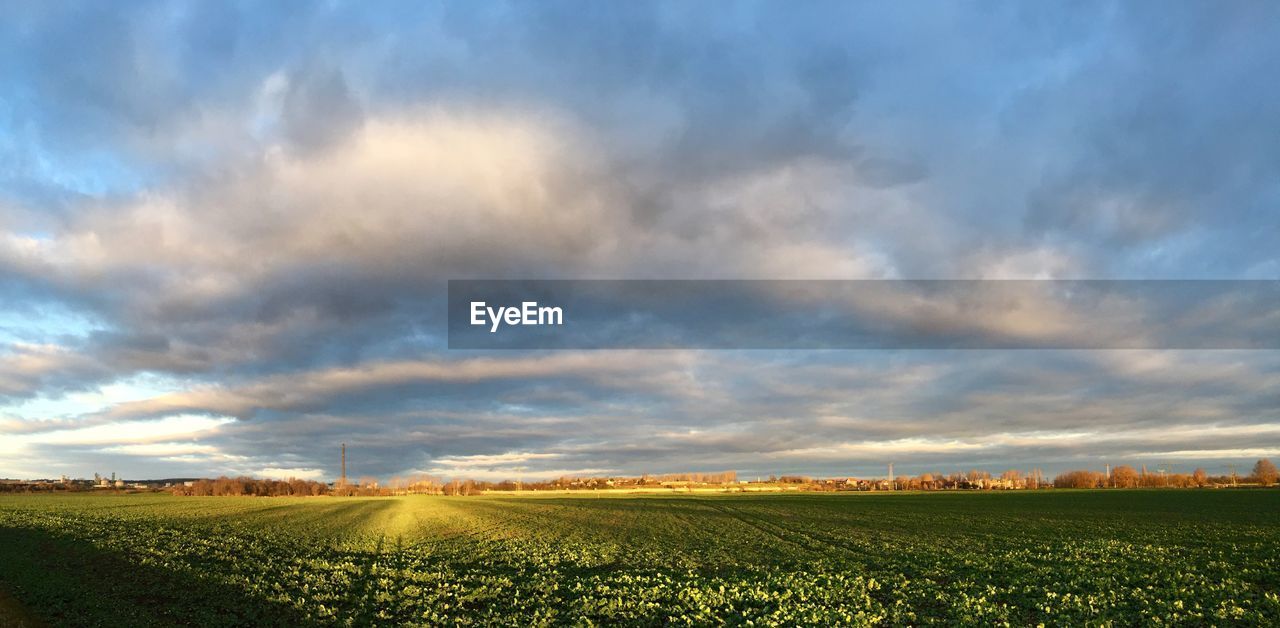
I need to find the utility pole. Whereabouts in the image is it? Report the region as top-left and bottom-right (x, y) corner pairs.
(341, 443), (347, 487)
(888, 463), (894, 491)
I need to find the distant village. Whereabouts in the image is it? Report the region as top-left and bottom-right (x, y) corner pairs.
(3, 458), (1275, 495)
(0, 472), (199, 493)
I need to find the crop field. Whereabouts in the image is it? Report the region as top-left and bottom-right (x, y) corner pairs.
(0, 491), (1277, 626)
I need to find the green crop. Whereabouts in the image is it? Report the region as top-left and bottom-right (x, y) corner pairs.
(1, 490), (1277, 626)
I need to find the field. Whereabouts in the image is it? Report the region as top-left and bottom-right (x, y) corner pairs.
(1, 491), (1277, 626)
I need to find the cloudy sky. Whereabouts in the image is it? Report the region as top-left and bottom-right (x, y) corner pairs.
(2, 1), (1278, 481)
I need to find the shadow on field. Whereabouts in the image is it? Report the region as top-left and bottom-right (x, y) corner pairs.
(0, 585), (44, 628)
(0, 525), (316, 627)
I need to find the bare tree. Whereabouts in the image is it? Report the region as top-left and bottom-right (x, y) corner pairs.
(1254, 459), (1278, 486)
(917, 473), (934, 490)
(1111, 465), (1139, 488)
(1054, 470), (1105, 489)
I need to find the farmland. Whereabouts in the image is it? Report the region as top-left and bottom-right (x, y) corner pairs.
(0, 491), (1277, 626)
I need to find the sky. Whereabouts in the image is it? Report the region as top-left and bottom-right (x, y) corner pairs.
(1, 1), (1278, 481)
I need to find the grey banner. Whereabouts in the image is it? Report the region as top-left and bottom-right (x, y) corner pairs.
(447, 280), (1280, 349)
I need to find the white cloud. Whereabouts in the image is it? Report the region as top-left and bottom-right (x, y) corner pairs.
(255, 467), (325, 481)
(2, 414), (233, 448)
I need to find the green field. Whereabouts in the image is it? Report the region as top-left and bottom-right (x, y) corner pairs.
(0, 491), (1277, 626)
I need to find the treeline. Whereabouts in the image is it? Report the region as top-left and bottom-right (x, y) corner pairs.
(171, 476), (330, 496)
(167, 471), (745, 497)
(429, 471), (740, 494)
(1054, 459), (1278, 489)
(161, 460), (1278, 498)
(0, 481), (79, 493)
(643, 471), (738, 484)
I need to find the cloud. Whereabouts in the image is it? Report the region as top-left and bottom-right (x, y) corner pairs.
(1, 3), (1278, 479)
(101, 352), (700, 420)
(255, 467), (325, 481)
(419, 451), (611, 481)
(0, 342), (111, 399)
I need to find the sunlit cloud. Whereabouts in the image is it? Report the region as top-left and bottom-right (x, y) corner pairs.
(3, 414), (233, 448)
(255, 467), (325, 481)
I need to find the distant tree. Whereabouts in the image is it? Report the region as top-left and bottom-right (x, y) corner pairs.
(1110, 465), (1139, 488)
(1254, 459), (1278, 486)
(1192, 468), (1208, 487)
(1054, 470), (1105, 489)
(1026, 469), (1043, 490)
(917, 473), (934, 490)
(779, 475), (812, 484)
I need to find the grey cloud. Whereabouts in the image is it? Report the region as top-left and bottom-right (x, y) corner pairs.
(96, 352), (699, 421)
(1017, 2), (1280, 267)
(281, 65), (364, 153)
(20, 349), (1267, 480)
(0, 342), (111, 400)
